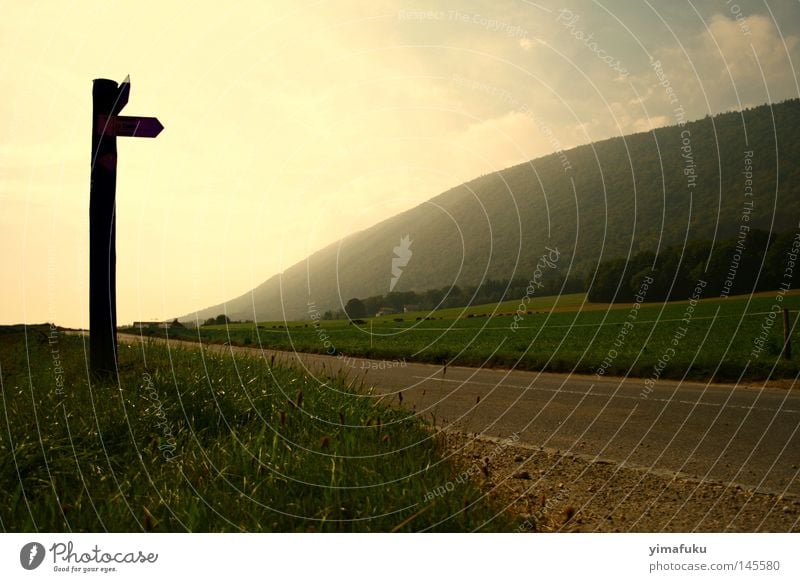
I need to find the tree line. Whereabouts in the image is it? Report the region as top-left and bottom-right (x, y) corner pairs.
(587, 229), (799, 303)
(328, 229), (799, 319)
(329, 272), (582, 320)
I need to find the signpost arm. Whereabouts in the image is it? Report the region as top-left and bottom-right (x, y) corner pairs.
(89, 79), (121, 376)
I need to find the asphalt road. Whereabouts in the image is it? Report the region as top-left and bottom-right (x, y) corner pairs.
(117, 333), (800, 498)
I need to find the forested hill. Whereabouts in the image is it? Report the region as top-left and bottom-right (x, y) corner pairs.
(184, 99), (800, 323)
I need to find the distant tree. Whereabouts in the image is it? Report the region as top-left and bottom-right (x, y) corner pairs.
(443, 286), (464, 308)
(345, 298), (367, 319)
(322, 310), (333, 320)
(763, 231), (795, 290)
(423, 287), (446, 309)
(363, 294), (383, 317)
(585, 229), (795, 304)
(587, 259), (627, 302)
(214, 314), (231, 325)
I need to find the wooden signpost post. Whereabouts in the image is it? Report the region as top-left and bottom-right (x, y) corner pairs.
(90, 76), (163, 376)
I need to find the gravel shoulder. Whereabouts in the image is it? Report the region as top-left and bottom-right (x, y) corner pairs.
(441, 431), (800, 532)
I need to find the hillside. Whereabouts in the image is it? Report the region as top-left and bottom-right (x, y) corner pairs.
(183, 99), (800, 323)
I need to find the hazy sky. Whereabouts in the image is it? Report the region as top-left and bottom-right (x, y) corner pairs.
(2, 0), (799, 328)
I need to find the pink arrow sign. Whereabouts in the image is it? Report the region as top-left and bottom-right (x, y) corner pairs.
(98, 115), (164, 138)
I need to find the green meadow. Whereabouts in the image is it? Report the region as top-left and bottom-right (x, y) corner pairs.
(157, 291), (800, 382)
(0, 328), (514, 532)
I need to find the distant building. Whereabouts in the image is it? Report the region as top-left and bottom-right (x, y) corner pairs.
(375, 307), (396, 317)
(403, 305), (422, 313)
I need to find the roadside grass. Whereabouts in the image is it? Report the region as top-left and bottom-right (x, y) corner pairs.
(0, 328), (514, 532)
(153, 291), (800, 382)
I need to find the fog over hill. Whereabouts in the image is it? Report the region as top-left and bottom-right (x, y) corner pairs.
(182, 99), (800, 323)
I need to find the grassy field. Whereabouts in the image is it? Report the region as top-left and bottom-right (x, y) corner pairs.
(154, 291), (800, 382)
(0, 327), (516, 532)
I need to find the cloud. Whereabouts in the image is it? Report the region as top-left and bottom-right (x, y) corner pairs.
(646, 12), (800, 113)
(452, 109), (574, 169)
(707, 13), (799, 95)
(561, 101), (670, 146)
